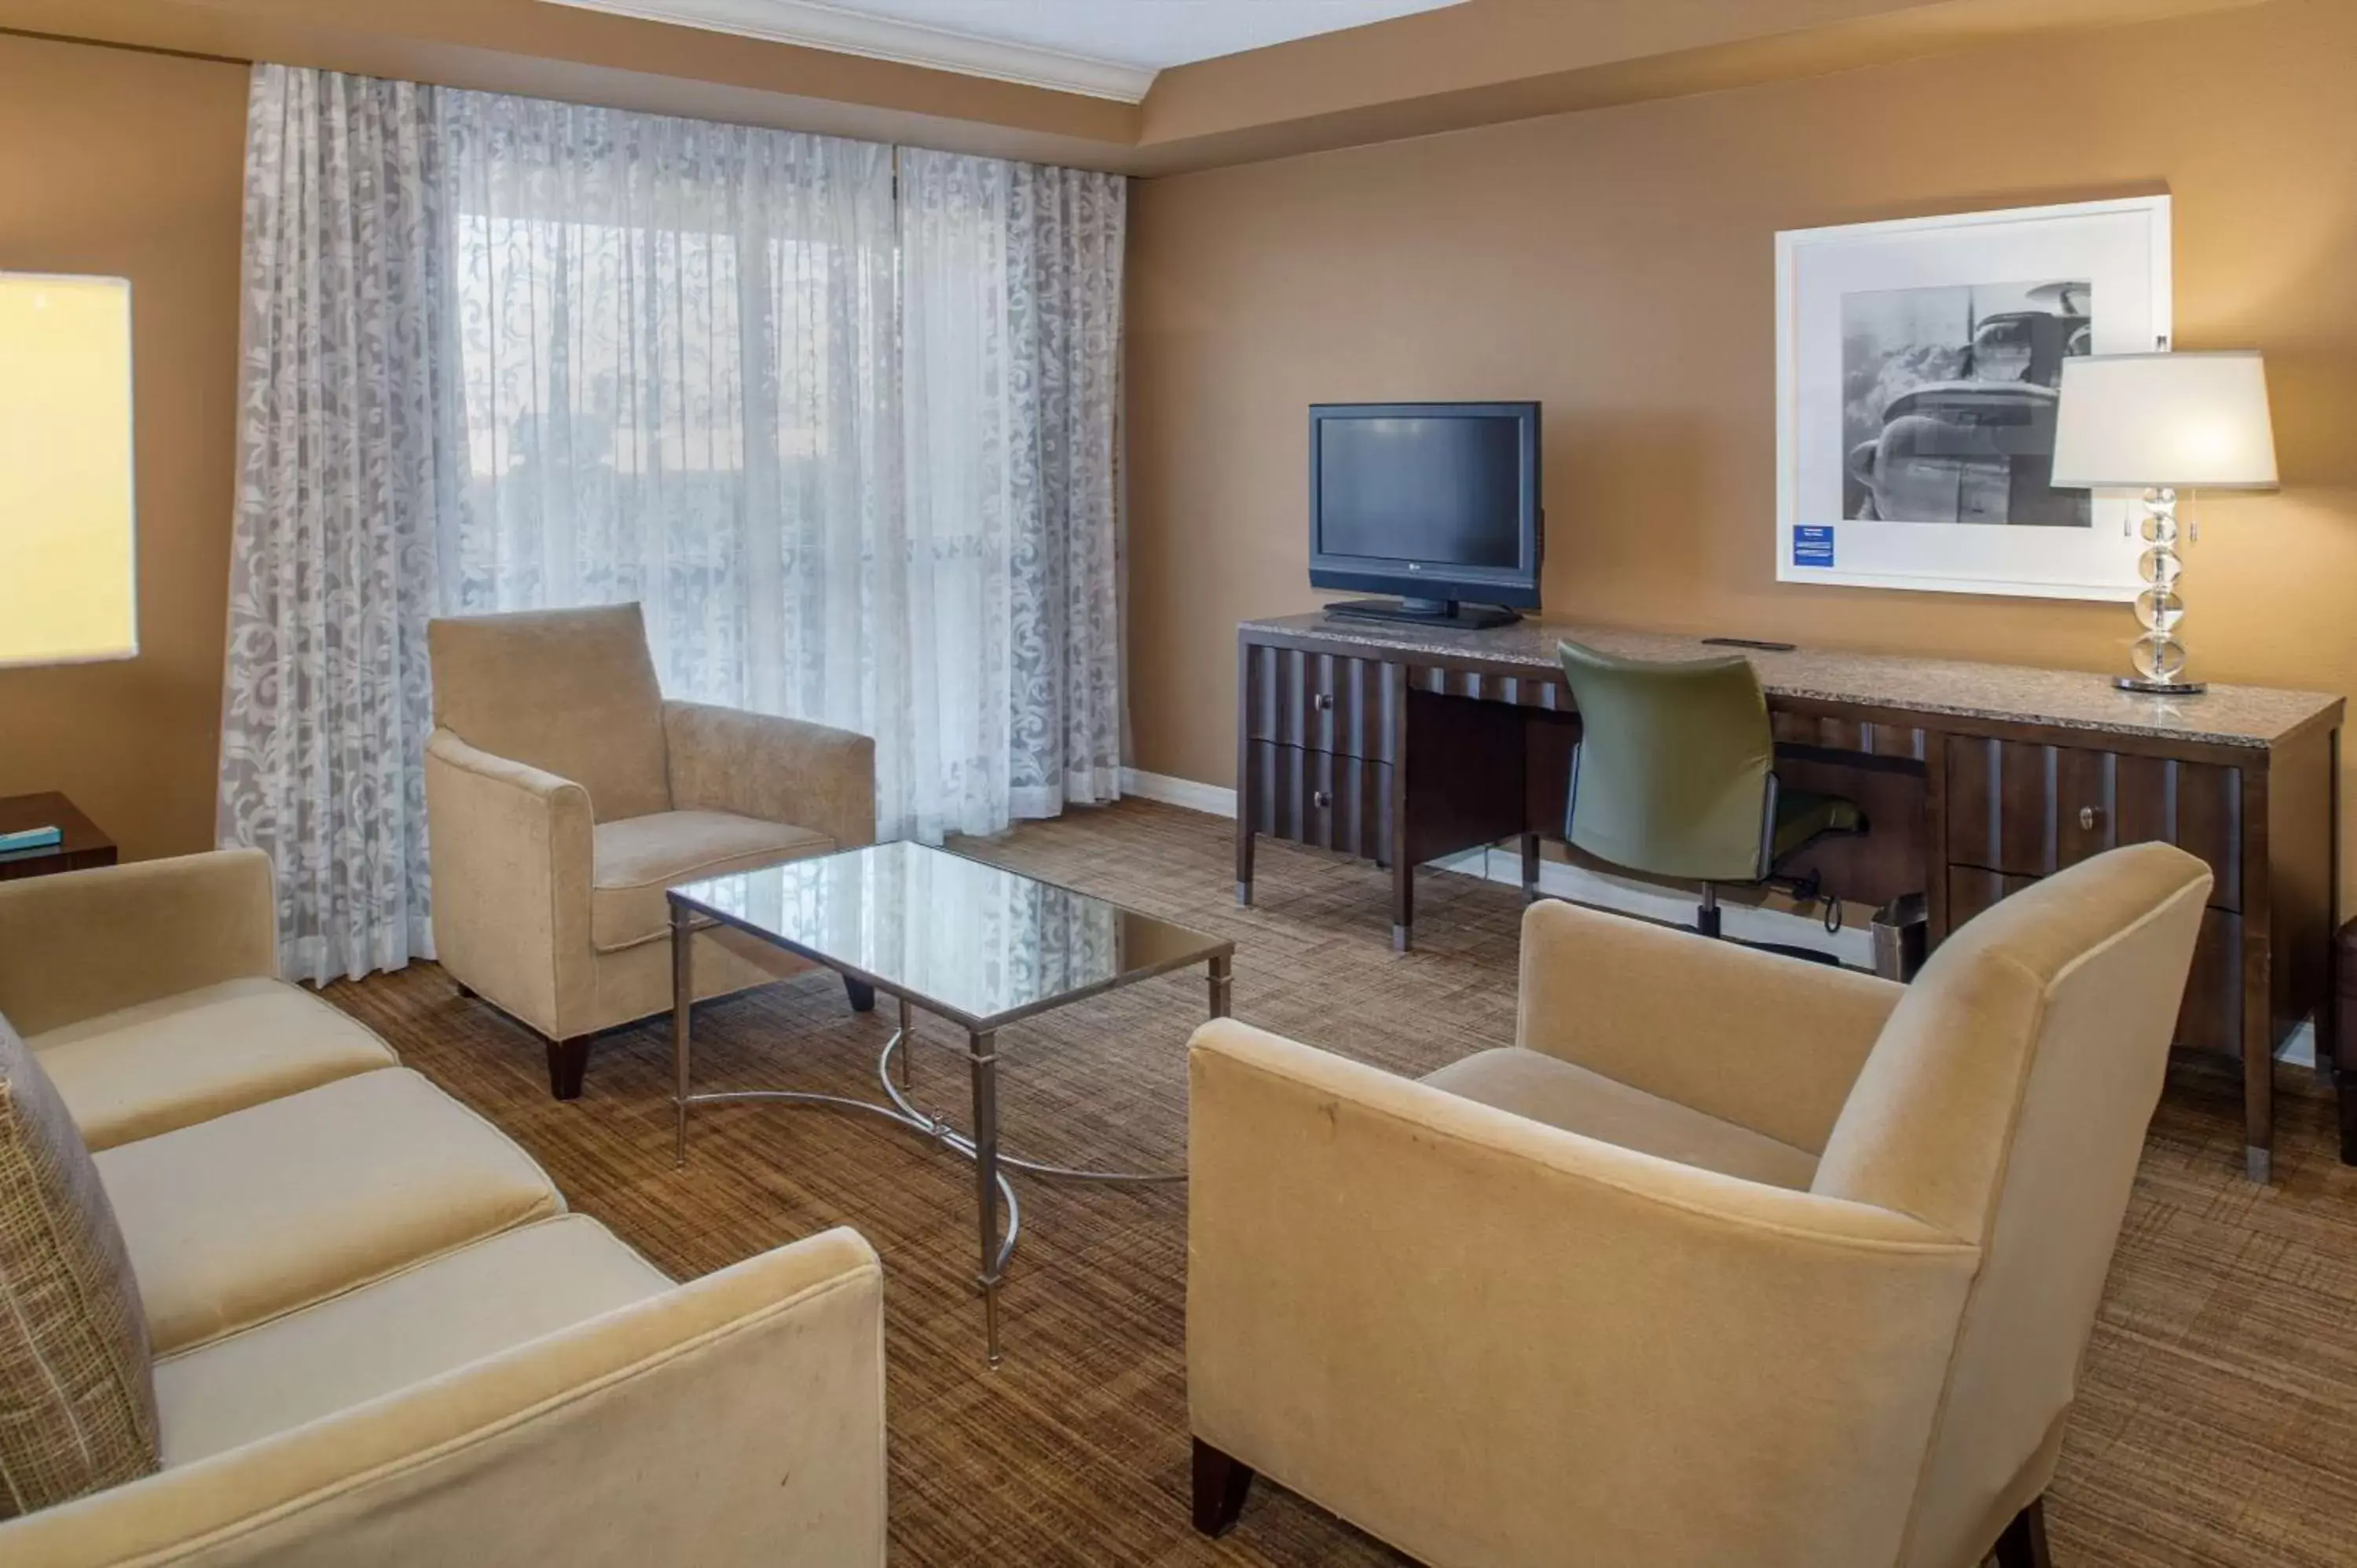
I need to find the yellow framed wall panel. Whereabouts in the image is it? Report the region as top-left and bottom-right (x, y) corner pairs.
(0, 273), (138, 665)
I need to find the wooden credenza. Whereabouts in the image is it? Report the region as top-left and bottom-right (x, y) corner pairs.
(1234, 614), (2346, 1180)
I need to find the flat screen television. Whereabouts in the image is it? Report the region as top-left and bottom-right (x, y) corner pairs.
(1309, 401), (1542, 629)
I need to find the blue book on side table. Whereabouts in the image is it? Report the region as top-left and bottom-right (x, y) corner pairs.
(0, 825), (64, 854)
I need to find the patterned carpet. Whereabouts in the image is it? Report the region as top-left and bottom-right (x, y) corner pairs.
(325, 798), (2357, 1567)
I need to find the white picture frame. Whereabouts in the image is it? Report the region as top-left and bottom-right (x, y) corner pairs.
(1775, 196), (2172, 601)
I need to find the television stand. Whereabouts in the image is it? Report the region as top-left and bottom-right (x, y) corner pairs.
(1324, 597), (1521, 631)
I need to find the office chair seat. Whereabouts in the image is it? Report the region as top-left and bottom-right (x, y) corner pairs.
(1770, 789), (1866, 868)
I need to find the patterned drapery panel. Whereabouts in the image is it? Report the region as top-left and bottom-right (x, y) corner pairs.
(900, 152), (1127, 826)
(218, 67), (458, 984)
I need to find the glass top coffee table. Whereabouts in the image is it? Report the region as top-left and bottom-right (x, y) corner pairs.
(667, 840), (1235, 1366)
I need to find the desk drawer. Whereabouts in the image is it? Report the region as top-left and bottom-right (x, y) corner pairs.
(1945, 737), (2242, 910)
(1948, 865), (2240, 1054)
(1244, 742), (1392, 861)
(1241, 646), (1398, 762)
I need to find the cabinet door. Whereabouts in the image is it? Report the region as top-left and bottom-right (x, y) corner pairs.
(1945, 737), (2241, 910)
(1245, 742), (1393, 861)
(1241, 647), (1397, 761)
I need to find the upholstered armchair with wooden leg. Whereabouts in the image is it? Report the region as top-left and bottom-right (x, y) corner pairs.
(425, 604), (876, 1099)
(1187, 842), (2212, 1568)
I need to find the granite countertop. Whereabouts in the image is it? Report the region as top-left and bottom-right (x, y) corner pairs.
(1241, 614), (2343, 749)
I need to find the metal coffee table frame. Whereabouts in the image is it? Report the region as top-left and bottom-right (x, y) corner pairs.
(666, 889), (1234, 1368)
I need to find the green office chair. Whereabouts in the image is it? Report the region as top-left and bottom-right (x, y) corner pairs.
(1556, 639), (1864, 957)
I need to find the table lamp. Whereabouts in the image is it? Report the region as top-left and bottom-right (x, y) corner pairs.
(0, 273), (139, 669)
(2052, 350), (2277, 695)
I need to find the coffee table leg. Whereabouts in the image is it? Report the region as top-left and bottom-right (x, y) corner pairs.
(672, 903), (694, 1168)
(970, 1028), (1003, 1368)
(1209, 954), (1233, 1020)
(896, 995), (916, 1093)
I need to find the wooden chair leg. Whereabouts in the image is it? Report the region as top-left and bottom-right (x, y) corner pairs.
(1191, 1438), (1254, 1537)
(1993, 1497), (2054, 1568)
(845, 976), (877, 1013)
(547, 1036), (592, 1101)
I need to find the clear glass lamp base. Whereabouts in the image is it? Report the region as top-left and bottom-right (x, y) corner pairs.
(2119, 488), (2205, 698)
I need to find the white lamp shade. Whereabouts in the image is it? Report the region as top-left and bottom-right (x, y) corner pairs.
(2051, 350), (2278, 491)
(0, 273), (138, 666)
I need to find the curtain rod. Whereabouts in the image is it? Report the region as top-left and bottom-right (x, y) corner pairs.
(0, 25), (249, 68)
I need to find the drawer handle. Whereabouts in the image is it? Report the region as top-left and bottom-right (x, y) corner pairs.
(1312, 790), (1334, 809)
(1312, 693), (1336, 712)
(2079, 806), (2100, 830)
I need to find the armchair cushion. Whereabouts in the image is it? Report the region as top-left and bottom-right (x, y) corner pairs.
(428, 605), (673, 823)
(592, 812), (836, 953)
(28, 978), (397, 1152)
(1424, 1047), (1819, 1190)
(1516, 899), (1903, 1155)
(155, 1216), (671, 1466)
(0, 1010), (159, 1516)
(97, 1070), (563, 1355)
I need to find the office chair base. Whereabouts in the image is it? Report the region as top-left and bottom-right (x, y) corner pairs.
(1735, 939), (1843, 967)
(1694, 893), (1842, 966)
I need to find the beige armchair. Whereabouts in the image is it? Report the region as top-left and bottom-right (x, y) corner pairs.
(1187, 842), (2212, 1568)
(426, 604), (876, 1099)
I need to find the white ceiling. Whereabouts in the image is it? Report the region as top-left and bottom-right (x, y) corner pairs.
(545, 0), (1472, 101)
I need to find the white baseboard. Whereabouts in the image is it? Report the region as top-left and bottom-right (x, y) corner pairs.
(1121, 768), (1238, 818)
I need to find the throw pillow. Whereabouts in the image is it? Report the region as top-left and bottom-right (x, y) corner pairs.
(0, 1007), (160, 1517)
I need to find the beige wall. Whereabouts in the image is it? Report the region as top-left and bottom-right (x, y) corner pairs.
(0, 33), (247, 862)
(1127, 0), (2357, 889)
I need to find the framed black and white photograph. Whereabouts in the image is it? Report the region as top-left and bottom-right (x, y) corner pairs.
(1776, 196), (2172, 599)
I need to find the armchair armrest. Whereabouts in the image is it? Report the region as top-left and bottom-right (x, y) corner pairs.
(1517, 899), (1904, 1154)
(0, 850), (277, 1035)
(663, 701), (877, 851)
(423, 729), (595, 1037)
(1, 1228), (888, 1568)
(1188, 1021), (1974, 1568)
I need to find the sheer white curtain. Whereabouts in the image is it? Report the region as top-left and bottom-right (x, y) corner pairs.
(438, 93), (907, 783)
(223, 71), (1128, 975)
(218, 67), (459, 984)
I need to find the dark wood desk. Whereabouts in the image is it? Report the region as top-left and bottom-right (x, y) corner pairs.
(0, 793), (116, 882)
(1235, 614), (2347, 1180)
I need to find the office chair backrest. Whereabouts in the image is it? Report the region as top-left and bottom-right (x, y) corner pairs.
(427, 603), (673, 823)
(1555, 639), (1776, 884)
(1813, 843), (2212, 1568)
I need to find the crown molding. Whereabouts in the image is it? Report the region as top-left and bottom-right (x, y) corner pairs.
(541, 0), (1157, 102)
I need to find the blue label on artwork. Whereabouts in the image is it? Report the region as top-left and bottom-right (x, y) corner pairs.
(1793, 526), (1836, 569)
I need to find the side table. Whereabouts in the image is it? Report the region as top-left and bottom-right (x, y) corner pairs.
(0, 793), (118, 881)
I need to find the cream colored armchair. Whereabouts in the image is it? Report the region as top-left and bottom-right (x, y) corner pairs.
(426, 604), (876, 1099)
(1187, 842), (2212, 1568)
